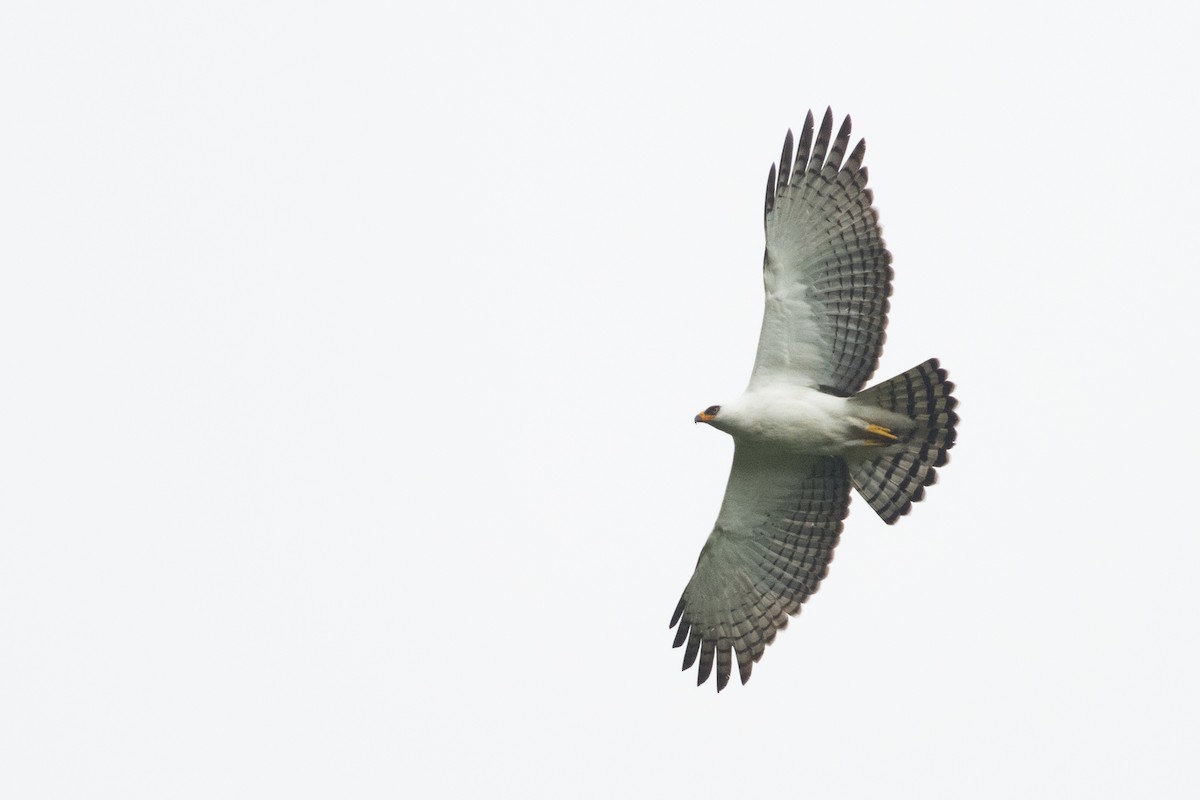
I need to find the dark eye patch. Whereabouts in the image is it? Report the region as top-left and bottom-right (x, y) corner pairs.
(705, 406), (720, 416)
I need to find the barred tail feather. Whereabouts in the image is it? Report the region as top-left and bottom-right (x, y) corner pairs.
(849, 359), (958, 524)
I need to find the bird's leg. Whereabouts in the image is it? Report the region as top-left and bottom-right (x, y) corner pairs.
(863, 423), (899, 446)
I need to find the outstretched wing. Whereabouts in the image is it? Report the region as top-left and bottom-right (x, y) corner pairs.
(751, 109), (893, 395)
(669, 447), (851, 690)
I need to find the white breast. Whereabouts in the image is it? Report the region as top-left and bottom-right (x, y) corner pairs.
(715, 386), (858, 455)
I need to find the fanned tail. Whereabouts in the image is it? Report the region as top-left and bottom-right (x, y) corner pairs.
(849, 359), (958, 524)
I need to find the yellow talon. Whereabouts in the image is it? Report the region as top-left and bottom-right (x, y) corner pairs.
(865, 423), (898, 441)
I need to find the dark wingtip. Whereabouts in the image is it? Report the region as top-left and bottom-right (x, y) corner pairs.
(778, 128), (794, 193)
(737, 653), (753, 685)
(672, 624), (689, 649)
(764, 163), (777, 217)
(696, 640), (715, 686)
(682, 630), (701, 670)
(845, 137), (867, 172)
(669, 598), (685, 628)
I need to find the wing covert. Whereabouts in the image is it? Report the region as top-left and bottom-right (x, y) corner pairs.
(751, 109), (893, 395)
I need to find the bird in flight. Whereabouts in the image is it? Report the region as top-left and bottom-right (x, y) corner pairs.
(671, 109), (958, 691)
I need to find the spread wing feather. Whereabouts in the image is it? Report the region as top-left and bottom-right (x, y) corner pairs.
(669, 449), (851, 690)
(751, 109), (893, 395)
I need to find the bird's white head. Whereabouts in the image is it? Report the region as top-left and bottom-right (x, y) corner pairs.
(693, 396), (758, 438)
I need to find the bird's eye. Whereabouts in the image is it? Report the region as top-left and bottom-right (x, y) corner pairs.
(705, 406), (720, 416)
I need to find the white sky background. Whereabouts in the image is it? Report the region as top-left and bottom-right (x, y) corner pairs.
(3, 1), (1199, 797)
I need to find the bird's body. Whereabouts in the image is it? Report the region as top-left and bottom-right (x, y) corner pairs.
(709, 387), (913, 456)
(671, 110), (958, 691)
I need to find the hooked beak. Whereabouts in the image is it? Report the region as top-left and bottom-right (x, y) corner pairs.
(695, 411), (716, 424)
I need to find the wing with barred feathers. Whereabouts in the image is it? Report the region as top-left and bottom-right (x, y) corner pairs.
(752, 109), (893, 396)
(669, 448), (850, 691)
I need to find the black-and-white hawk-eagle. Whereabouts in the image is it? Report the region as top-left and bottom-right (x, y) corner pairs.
(671, 109), (959, 690)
